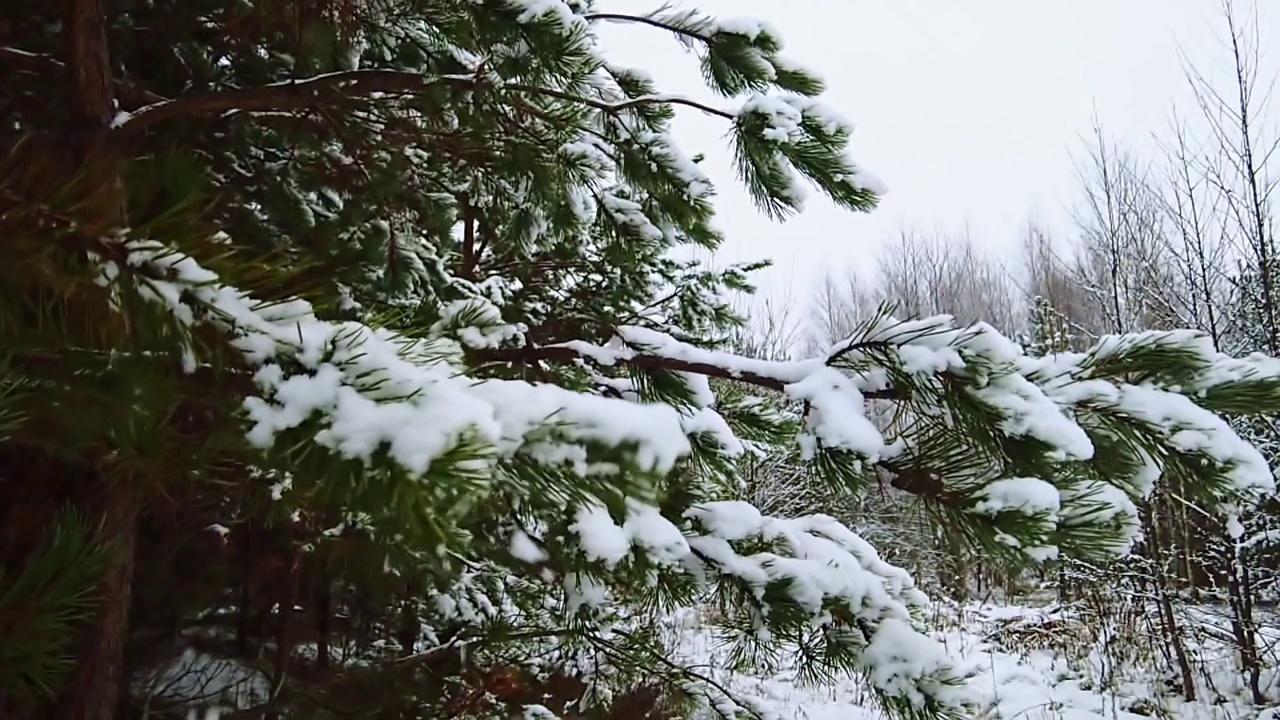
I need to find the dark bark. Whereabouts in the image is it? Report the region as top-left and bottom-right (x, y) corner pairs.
(64, 0), (114, 156)
(1241, 560), (1265, 703)
(53, 483), (139, 720)
(316, 560), (331, 671)
(1226, 547), (1266, 704)
(53, 1), (138, 717)
(236, 526), (254, 656)
(395, 591), (419, 660)
(459, 192), (477, 281)
(1142, 502), (1196, 702)
(265, 549), (300, 718)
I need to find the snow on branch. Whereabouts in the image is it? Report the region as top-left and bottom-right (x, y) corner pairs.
(88, 227), (1280, 714)
(92, 229), (975, 708)
(561, 497), (971, 712)
(476, 318), (1091, 464)
(475, 314), (1280, 556)
(107, 68), (738, 137)
(94, 236), (695, 480)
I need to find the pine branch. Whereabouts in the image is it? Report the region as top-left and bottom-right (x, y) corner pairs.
(472, 344), (893, 399)
(110, 70), (733, 138)
(587, 629), (767, 720)
(0, 510), (111, 704)
(113, 70), (459, 135)
(528, 86), (734, 119)
(582, 12), (710, 42)
(470, 345), (985, 510)
(885, 466), (970, 508)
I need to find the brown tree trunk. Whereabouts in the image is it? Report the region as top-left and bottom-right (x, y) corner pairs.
(1142, 501), (1196, 702)
(236, 526), (254, 656)
(64, 0), (114, 154)
(52, 0), (138, 718)
(54, 485), (139, 720)
(1226, 545), (1266, 705)
(316, 560), (331, 671)
(1241, 559), (1265, 703)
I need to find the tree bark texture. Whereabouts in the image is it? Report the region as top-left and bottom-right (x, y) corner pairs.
(52, 0), (139, 718)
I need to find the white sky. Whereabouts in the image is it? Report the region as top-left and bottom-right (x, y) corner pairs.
(596, 0), (1280, 301)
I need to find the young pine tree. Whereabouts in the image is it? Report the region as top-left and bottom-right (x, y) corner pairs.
(5, 2), (1280, 719)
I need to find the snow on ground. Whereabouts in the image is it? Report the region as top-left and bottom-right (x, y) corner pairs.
(661, 608), (888, 719)
(663, 600), (1280, 719)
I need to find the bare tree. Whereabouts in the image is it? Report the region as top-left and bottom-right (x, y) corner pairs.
(1186, 0), (1280, 352)
(1153, 111), (1236, 343)
(1017, 220), (1099, 350)
(1062, 122), (1213, 701)
(876, 227), (1021, 331)
(731, 293), (804, 361)
(1070, 122), (1181, 334)
(1181, 0), (1279, 702)
(804, 266), (880, 354)
(807, 227), (1022, 350)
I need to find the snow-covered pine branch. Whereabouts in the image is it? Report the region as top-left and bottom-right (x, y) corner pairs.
(12, 0), (1280, 717)
(89, 231), (974, 715)
(93, 225), (1280, 716)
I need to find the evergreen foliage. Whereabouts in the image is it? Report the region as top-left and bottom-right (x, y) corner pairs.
(1024, 295), (1076, 357)
(4, 1), (1280, 719)
(0, 510), (111, 704)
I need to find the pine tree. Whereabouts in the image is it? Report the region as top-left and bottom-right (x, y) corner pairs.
(1024, 295), (1076, 357)
(6, 2), (1280, 719)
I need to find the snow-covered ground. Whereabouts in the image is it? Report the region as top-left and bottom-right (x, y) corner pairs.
(665, 601), (1280, 719)
(150, 597), (1280, 719)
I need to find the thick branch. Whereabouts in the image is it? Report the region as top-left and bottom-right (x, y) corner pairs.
(471, 345), (894, 399)
(112, 69), (460, 136)
(886, 467), (970, 509)
(109, 69), (734, 138)
(475, 345), (784, 392)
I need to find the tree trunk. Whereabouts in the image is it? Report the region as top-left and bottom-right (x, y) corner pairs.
(1226, 544), (1266, 705)
(1242, 559), (1264, 704)
(236, 527), (253, 656)
(52, 0), (137, 718)
(316, 560), (331, 671)
(54, 485), (139, 720)
(64, 0), (114, 154)
(1143, 501), (1196, 702)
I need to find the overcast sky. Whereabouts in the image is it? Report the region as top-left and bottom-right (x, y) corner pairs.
(596, 0), (1280, 302)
